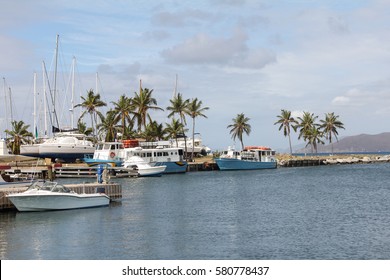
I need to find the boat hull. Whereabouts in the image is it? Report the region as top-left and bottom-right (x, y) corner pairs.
(39, 147), (95, 162)
(215, 158), (277, 171)
(138, 166), (167, 177)
(20, 144), (40, 157)
(154, 161), (187, 174)
(83, 158), (122, 167)
(7, 193), (109, 211)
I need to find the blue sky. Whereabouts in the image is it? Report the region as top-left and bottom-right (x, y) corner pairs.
(1, 0), (390, 151)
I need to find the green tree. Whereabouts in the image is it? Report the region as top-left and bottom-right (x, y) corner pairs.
(133, 84), (164, 132)
(167, 93), (190, 156)
(77, 121), (93, 136)
(274, 109), (298, 155)
(187, 98), (209, 159)
(304, 126), (325, 154)
(319, 112), (345, 153)
(165, 118), (185, 147)
(227, 113), (251, 150)
(75, 89), (107, 139)
(111, 94), (134, 139)
(294, 111), (324, 153)
(141, 121), (165, 142)
(97, 110), (119, 142)
(4, 120), (33, 154)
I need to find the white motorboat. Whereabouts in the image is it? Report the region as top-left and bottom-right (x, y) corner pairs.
(6, 180), (110, 211)
(123, 156), (166, 177)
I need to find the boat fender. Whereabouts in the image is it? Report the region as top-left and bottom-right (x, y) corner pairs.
(110, 152), (115, 158)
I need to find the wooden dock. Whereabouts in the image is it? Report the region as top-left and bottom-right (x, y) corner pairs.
(53, 165), (138, 178)
(0, 182), (122, 211)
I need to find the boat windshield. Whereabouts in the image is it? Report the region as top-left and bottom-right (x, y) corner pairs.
(28, 181), (71, 193)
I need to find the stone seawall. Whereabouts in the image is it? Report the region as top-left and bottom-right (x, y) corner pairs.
(277, 154), (390, 167)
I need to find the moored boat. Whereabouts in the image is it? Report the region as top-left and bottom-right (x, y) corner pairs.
(83, 142), (124, 167)
(123, 142), (188, 174)
(123, 156), (166, 177)
(215, 146), (277, 171)
(38, 132), (95, 162)
(6, 180), (110, 211)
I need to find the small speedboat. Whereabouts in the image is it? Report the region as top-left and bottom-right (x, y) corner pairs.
(6, 181), (110, 211)
(123, 156), (166, 177)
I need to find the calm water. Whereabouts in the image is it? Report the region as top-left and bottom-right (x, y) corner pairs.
(1, 163), (390, 260)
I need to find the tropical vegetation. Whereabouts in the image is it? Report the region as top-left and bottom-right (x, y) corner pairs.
(227, 113), (251, 150)
(4, 120), (33, 154)
(274, 110), (345, 154)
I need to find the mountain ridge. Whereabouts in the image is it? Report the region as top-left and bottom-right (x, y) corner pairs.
(296, 132), (390, 153)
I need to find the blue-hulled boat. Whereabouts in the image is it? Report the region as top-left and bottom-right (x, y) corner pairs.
(215, 146), (277, 171)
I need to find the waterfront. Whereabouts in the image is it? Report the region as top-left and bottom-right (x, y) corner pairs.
(1, 163), (390, 259)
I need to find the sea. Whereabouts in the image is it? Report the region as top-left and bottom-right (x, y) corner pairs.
(1, 162), (390, 260)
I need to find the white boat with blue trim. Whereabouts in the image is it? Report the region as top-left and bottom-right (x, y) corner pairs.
(123, 141), (188, 174)
(215, 146), (277, 171)
(83, 142), (124, 167)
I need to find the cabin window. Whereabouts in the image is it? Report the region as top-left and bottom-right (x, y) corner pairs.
(178, 149), (183, 156)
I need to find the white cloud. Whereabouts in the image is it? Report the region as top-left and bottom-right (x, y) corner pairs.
(332, 96), (351, 106)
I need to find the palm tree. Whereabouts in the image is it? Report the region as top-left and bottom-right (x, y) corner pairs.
(4, 120), (33, 154)
(294, 111), (324, 153)
(75, 89), (107, 139)
(227, 113), (251, 150)
(133, 83), (164, 132)
(97, 110), (119, 142)
(141, 121), (165, 142)
(274, 109), (298, 154)
(187, 98), (209, 159)
(304, 126), (325, 154)
(165, 118), (185, 147)
(77, 121), (93, 136)
(111, 94), (134, 139)
(320, 112), (345, 153)
(167, 92), (190, 156)
(294, 111), (318, 141)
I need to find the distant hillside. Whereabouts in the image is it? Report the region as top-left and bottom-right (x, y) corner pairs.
(297, 132), (390, 153)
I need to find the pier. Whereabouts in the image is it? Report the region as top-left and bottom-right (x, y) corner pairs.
(0, 182), (122, 211)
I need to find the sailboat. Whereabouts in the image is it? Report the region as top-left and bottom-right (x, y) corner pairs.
(20, 35), (95, 162)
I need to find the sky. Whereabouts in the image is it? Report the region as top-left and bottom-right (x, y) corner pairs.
(1, 0), (390, 152)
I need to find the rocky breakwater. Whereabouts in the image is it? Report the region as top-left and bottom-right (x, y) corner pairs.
(277, 154), (390, 167)
(323, 154), (390, 165)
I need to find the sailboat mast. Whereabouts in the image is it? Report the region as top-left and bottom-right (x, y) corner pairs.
(8, 87), (14, 124)
(3, 78), (9, 137)
(71, 57), (76, 128)
(42, 61), (48, 137)
(52, 34), (59, 132)
(33, 72), (37, 139)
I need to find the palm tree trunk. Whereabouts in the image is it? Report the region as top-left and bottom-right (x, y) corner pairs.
(288, 132), (293, 155)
